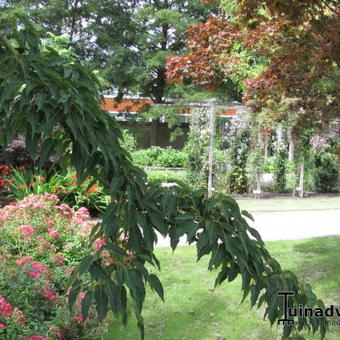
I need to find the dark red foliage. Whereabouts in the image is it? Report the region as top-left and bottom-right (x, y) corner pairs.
(166, 0), (340, 126)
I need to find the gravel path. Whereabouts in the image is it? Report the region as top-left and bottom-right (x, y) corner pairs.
(155, 209), (340, 247)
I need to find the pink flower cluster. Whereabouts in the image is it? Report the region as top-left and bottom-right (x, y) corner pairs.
(73, 207), (91, 225)
(43, 289), (57, 301)
(2, 193), (59, 214)
(47, 228), (59, 239)
(28, 262), (48, 280)
(20, 225), (36, 236)
(16, 256), (32, 265)
(55, 203), (73, 217)
(12, 307), (26, 326)
(0, 194), (108, 338)
(0, 294), (12, 319)
(15, 258), (49, 280)
(93, 237), (106, 253)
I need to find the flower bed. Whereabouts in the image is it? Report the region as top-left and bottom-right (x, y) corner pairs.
(0, 193), (107, 339)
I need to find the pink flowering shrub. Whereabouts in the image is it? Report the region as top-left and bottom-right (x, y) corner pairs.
(0, 193), (108, 339)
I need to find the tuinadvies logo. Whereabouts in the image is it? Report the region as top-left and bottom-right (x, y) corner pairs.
(277, 291), (340, 326)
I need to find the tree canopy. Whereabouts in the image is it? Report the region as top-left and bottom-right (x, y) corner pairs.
(1, 0), (220, 102)
(166, 0), (340, 131)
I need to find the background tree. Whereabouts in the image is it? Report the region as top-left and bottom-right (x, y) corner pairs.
(166, 0), (340, 131)
(1, 0), (219, 102)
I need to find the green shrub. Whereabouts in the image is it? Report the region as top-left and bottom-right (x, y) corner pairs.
(132, 147), (188, 168)
(263, 157), (275, 173)
(313, 152), (339, 192)
(263, 157), (295, 174)
(131, 149), (153, 166)
(157, 148), (188, 167)
(121, 129), (137, 154)
(146, 170), (189, 187)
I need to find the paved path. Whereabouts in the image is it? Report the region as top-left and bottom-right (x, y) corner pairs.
(155, 209), (340, 247)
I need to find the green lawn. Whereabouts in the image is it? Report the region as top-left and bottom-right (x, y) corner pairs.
(106, 237), (340, 340)
(236, 196), (340, 212)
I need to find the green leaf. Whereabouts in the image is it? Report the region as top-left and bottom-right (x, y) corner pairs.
(104, 243), (126, 256)
(148, 274), (164, 301)
(148, 211), (167, 236)
(88, 262), (111, 282)
(247, 226), (264, 244)
(250, 285), (260, 307)
(242, 210), (254, 221)
(81, 291), (93, 321)
(94, 285), (108, 322)
(228, 264), (239, 282)
(38, 137), (56, 166)
(283, 323), (293, 339)
(175, 213), (195, 221)
(117, 286), (128, 324)
(105, 283), (118, 314)
(214, 266), (229, 287)
(68, 278), (82, 311)
(268, 294), (278, 325)
(79, 255), (95, 275)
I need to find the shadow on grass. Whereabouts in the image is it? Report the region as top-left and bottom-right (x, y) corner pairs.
(107, 240), (340, 340)
(108, 286), (279, 340)
(293, 236), (340, 302)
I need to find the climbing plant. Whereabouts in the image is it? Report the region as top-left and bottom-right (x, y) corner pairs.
(273, 140), (288, 193)
(0, 10), (328, 340)
(184, 104), (212, 188)
(223, 113), (251, 194)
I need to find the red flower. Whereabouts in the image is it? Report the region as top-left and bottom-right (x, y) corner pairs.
(43, 289), (57, 301)
(0, 295), (12, 319)
(47, 228), (60, 239)
(16, 256), (32, 265)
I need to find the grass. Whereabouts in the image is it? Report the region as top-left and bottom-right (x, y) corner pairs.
(106, 237), (340, 340)
(235, 196), (340, 212)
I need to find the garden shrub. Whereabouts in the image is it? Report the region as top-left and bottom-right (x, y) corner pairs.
(263, 157), (295, 174)
(313, 152), (339, 193)
(132, 147), (188, 168)
(121, 129), (137, 154)
(146, 170), (189, 187)
(131, 146), (163, 166)
(0, 135), (33, 169)
(263, 157), (275, 173)
(0, 193), (109, 339)
(157, 148), (188, 168)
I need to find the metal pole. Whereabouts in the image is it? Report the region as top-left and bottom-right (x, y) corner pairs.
(207, 100), (216, 197)
(299, 157), (304, 198)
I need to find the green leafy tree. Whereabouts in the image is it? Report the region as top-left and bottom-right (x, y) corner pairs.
(0, 11), (329, 340)
(2, 0), (218, 101)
